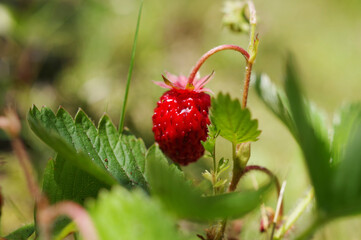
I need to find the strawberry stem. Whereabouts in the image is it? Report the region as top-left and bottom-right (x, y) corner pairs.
(242, 1), (258, 108)
(188, 45), (250, 85)
(242, 61), (253, 108)
(235, 165), (284, 219)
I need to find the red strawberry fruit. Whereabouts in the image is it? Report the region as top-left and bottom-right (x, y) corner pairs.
(152, 72), (213, 165)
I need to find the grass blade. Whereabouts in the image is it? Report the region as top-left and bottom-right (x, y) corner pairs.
(119, 0), (144, 133)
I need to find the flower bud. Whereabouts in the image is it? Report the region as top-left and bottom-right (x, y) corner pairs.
(235, 142), (251, 169)
(222, 1), (250, 33)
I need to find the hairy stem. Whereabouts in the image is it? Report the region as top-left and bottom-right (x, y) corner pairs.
(241, 1), (258, 108)
(213, 3), (259, 239)
(242, 61), (253, 108)
(188, 45), (249, 85)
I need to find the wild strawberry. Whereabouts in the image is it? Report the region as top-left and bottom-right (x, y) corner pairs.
(152, 72), (213, 165)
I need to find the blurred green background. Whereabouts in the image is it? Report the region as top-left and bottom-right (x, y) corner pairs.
(0, 0), (361, 239)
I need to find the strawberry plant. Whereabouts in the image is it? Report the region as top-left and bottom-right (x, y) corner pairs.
(0, 1), (361, 240)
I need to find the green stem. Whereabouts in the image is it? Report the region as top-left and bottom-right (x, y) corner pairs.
(118, 0), (144, 133)
(212, 148), (217, 195)
(247, 1), (257, 54)
(214, 219), (228, 240)
(228, 142), (243, 192)
(274, 189), (315, 239)
(215, 143), (239, 239)
(241, 28), (257, 108)
(213, 2), (258, 239)
(248, 19), (256, 55)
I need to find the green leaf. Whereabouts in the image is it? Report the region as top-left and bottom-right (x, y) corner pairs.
(28, 106), (149, 195)
(42, 157), (106, 237)
(254, 74), (329, 145)
(210, 93), (261, 144)
(144, 143), (184, 181)
(43, 158), (108, 204)
(4, 224), (34, 240)
(217, 158), (230, 176)
(255, 57), (332, 210)
(255, 56), (361, 235)
(31, 106), (149, 236)
(331, 104), (361, 216)
(28, 106), (116, 187)
(88, 186), (185, 240)
(146, 144), (271, 221)
(201, 124), (218, 154)
(97, 115), (148, 189)
(254, 73), (296, 137)
(283, 55), (332, 210)
(331, 104), (361, 166)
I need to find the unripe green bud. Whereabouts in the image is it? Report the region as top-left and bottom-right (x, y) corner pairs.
(235, 142), (251, 169)
(222, 1), (250, 33)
